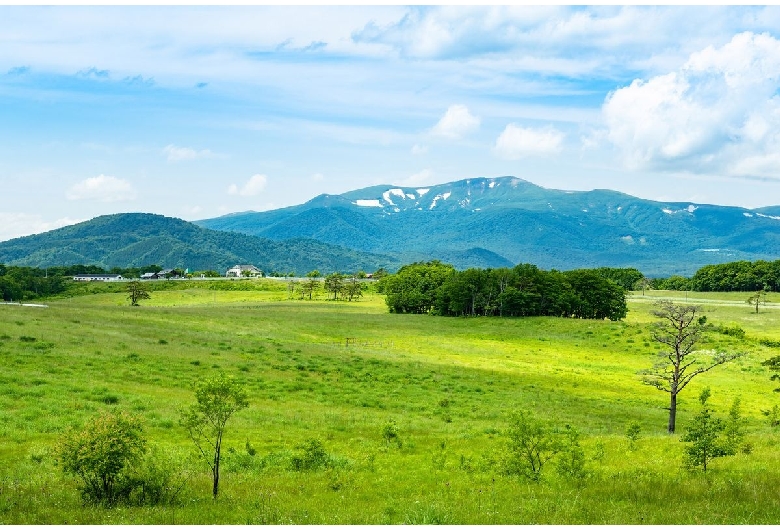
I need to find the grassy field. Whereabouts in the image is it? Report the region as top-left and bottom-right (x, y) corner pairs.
(2, 281), (780, 524)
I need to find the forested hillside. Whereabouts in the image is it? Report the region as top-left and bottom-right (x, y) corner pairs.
(0, 213), (400, 274)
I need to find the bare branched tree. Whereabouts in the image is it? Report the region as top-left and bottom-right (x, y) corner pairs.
(640, 301), (742, 434)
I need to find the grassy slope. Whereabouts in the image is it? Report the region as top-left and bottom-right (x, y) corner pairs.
(1, 283), (780, 523)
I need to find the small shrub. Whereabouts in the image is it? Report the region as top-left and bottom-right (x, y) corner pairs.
(130, 447), (187, 506)
(591, 441), (606, 462)
(431, 440), (448, 471)
(19, 336), (36, 342)
(502, 410), (560, 481)
(158, 339), (168, 345)
(102, 394), (120, 405)
(245, 439), (257, 456)
(625, 420), (642, 449)
(723, 397), (747, 454)
(555, 425), (587, 481)
(762, 404), (780, 427)
(290, 438), (331, 471)
(382, 419), (402, 448)
(54, 410), (146, 505)
(716, 324), (746, 339)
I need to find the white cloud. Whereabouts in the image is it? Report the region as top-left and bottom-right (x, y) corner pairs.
(603, 31), (780, 177)
(430, 104), (480, 139)
(0, 213), (83, 242)
(411, 143), (428, 155)
(66, 175), (137, 202)
(397, 169), (435, 186)
(493, 124), (565, 159)
(163, 144), (214, 162)
(228, 174), (268, 196)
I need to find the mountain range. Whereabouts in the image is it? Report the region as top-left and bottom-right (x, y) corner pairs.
(2, 176), (779, 276)
(197, 176), (780, 276)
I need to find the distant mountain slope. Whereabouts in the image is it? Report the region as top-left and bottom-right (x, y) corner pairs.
(0, 213), (400, 273)
(197, 176), (780, 276)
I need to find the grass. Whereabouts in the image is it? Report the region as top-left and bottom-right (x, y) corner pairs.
(1, 282), (780, 523)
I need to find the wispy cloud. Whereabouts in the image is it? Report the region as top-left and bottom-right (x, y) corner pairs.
(66, 175), (137, 202)
(494, 124), (565, 159)
(163, 144), (215, 162)
(398, 169), (434, 186)
(228, 174), (268, 196)
(0, 212), (83, 242)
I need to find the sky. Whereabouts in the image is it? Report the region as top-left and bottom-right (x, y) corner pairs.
(4, 5), (780, 241)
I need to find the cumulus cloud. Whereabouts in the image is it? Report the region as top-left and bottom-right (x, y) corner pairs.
(66, 175), (137, 202)
(0, 213), (83, 242)
(228, 174), (268, 196)
(493, 124), (565, 159)
(603, 31), (780, 178)
(163, 144), (215, 162)
(430, 104), (480, 139)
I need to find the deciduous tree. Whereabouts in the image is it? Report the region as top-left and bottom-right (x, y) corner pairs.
(127, 280), (150, 306)
(681, 388), (730, 472)
(180, 374), (249, 498)
(747, 289), (768, 314)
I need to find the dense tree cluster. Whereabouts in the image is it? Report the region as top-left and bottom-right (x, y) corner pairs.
(380, 261), (627, 321)
(592, 267), (644, 291)
(688, 260), (780, 292)
(0, 264), (165, 301)
(0, 264), (67, 301)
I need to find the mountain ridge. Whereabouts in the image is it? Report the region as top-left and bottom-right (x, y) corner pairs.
(196, 176), (780, 276)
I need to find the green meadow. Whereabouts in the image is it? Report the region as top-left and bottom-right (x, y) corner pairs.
(2, 280), (780, 524)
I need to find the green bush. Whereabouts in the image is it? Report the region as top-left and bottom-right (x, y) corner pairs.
(502, 410), (560, 481)
(382, 419), (402, 448)
(555, 425), (587, 480)
(54, 410), (146, 505)
(290, 438), (330, 471)
(716, 324), (746, 339)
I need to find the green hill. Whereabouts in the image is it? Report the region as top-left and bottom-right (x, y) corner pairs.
(0, 213), (400, 274)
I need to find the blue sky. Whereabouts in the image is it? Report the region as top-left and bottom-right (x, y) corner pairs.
(4, 5), (780, 241)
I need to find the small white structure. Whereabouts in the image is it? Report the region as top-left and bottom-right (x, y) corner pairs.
(73, 274), (124, 282)
(226, 264), (263, 278)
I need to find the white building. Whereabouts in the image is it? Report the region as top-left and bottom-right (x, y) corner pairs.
(225, 264), (263, 278)
(72, 274), (124, 282)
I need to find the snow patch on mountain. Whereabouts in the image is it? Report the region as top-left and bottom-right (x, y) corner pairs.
(355, 199), (382, 207)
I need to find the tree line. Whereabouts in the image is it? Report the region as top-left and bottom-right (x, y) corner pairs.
(0, 264), (166, 301)
(378, 261), (628, 320)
